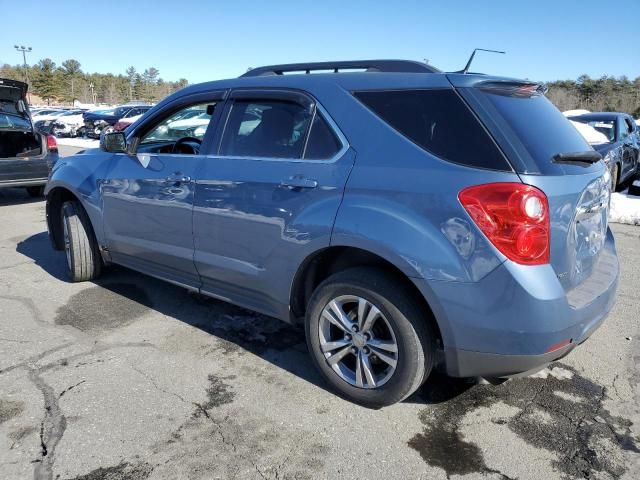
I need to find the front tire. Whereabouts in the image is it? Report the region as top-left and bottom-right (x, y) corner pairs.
(305, 268), (434, 408)
(61, 200), (102, 282)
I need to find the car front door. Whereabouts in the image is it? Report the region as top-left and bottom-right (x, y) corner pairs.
(101, 91), (225, 288)
(192, 89), (354, 319)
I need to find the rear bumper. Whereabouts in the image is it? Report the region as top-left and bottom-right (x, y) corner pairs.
(414, 230), (619, 378)
(443, 303), (610, 377)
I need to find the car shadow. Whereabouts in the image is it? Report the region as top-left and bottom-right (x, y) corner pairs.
(0, 187), (44, 206)
(17, 231), (474, 407)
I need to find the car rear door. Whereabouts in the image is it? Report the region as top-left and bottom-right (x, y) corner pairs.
(101, 91), (226, 288)
(192, 89), (354, 319)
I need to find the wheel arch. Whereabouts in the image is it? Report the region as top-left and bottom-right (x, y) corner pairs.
(45, 186), (100, 252)
(289, 245), (446, 351)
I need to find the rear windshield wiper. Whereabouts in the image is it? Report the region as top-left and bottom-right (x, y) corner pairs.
(552, 151), (602, 165)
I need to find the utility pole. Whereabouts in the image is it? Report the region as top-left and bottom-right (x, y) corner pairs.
(14, 45), (32, 103)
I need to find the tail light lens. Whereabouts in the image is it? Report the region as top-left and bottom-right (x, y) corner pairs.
(46, 135), (58, 152)
(459, 183), (550, 265)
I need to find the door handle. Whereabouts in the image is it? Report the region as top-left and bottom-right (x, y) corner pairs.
(166, 173), (191, 183)
(280, 176), (318, 190)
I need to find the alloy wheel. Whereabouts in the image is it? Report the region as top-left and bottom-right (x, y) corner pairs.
(318, 295), (398, 389)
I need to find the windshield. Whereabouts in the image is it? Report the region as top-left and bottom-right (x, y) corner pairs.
(0, 113), (31, 130)
(569, 118), (615, 143)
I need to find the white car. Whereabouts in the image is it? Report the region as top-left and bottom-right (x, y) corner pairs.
(50, 111), (88, 137)
(31, 109), (67, 122)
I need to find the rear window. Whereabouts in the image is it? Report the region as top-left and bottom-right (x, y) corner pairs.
(354, 89), (509, 170)
(475, 87), (593, 174)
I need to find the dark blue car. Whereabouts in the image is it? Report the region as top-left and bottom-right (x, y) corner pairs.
(569, 112), (639, 191)
(45, 60), (618, 407)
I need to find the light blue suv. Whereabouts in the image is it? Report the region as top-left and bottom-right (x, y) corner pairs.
(46, 60), (618, 407)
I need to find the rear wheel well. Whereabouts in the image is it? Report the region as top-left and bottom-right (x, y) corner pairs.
(46, 187), (80, 250)
(290, 246), (443, 348)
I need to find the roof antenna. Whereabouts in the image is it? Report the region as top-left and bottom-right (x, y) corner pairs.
(461, 48), (505, 74)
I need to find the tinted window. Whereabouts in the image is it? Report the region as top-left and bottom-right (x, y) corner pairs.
(354, 89), (508, 170)
(478, 89), (592, 172)
(220, 100), (312, 158)
(304, 113), (342, 159)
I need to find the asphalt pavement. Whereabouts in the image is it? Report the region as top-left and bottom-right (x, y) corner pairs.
(0, 149), (638, 479)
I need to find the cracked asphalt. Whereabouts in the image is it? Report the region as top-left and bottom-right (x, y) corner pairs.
(1, 146), (639, 479)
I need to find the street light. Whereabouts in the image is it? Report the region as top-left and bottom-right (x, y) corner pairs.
(14, 45), (32, 81)
(14, 45), (32, 102)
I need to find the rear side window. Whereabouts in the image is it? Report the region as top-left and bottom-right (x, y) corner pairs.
(354, 89), (509, 170)
(220, 100), (312, 158)
(303, 113), (342, 159)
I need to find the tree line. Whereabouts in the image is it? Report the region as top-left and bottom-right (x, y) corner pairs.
(0, 58), (189, 105)
(546, 75), (640, 117)
(1, 58), (639, 116)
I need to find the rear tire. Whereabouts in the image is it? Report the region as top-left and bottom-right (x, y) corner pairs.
(61, 200), (102, 282)
(305, 267), (434, 408)
(26, 186), (44, 197)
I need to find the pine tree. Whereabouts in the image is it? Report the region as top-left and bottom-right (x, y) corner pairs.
(32, 58), (62, 104)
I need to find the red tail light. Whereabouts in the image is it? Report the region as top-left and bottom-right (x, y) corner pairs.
(459, 183), (550, 265)
(46, 135), (58, 152)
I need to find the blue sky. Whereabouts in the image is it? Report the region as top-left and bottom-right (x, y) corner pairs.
(1, 0), (639, 83)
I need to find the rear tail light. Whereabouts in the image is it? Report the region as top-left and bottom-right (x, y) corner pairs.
(46, 135), (58, 152)
(459, 183), (550, 265)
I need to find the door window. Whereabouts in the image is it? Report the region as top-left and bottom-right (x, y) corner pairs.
(303, 113), (343, 160)
(220, 100), (312, 158)
(140, 103), (215, 148)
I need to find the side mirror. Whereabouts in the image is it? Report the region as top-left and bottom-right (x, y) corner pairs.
(101, 132), (127, 153)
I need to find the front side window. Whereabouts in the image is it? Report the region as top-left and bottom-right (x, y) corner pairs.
(220, 100), (312, 158)
(141, 103), (213, 144)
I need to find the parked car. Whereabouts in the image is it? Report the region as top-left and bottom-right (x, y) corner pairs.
(46, 60), (618, 407)
(569, 112), (640, 191)
(113, 114), (143, 132)
(35, 109), (87, 136)
(31, 109), (66, 122)
(82, 105), (152, 138)
(1, 78), (58, 197)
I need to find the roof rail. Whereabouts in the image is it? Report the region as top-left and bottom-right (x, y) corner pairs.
(240, 59), (439, 77)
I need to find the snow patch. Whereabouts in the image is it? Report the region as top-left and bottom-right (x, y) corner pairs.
(56, 137), (100, 149)
(563, 109), (591, 117)
(570, 120), (608, 145)
(530, 367), (574, 380)
(609, 188), (640, 226)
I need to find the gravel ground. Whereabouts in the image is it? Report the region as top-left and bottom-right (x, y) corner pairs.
(0, 151), (639, 479)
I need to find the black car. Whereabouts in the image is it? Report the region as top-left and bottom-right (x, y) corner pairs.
(0, 78), (59, 197)
(569, 112), (639, 191)
(82, 105), (152, 138)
